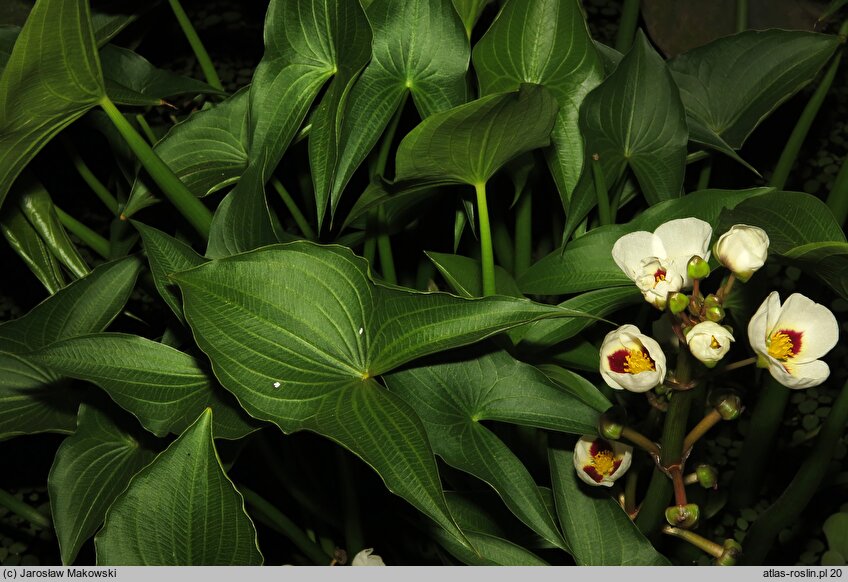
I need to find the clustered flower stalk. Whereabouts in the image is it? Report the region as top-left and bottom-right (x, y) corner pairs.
(574, 218), (840, 564)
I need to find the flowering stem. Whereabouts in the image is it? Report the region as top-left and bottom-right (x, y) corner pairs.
(741, 378), (848, 564)
(730, 377), (789, 509)
(669, 465), (688, 506)
(590, 154), (612, 226)
(620, 426), (661, 458)
(716, 273), (736, 302)
(696, 158), (712, 191)
(337, 448), (364, 557)
(636, 352), (695, 534)
(624, 472), (638, 516)
(376, 205), (397, 285)
(614, 0), (640, 52)
(134, 114), (158, 145)
(682, 408), (722, 453)
(475, 181), (496, 296)
(736, 0), (748, 32)
(722, 357), (757, 372)
(662, 525), (723, 558)
(166, 0), (224, 91)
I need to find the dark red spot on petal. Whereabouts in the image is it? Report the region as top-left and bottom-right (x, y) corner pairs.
(588, 438), (613, 457)
(607, 349), (629, 373)
(583, 465), (604, 483)
(777, 329), (803, 356)
(612, 459), (622, 474)
(654, 269), (667, 283)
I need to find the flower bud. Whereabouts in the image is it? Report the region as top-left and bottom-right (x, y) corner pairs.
(705, 304), (725, 322)
(685, 321), (735, 368)
(665, 503), (700, 529)
(703, 294), (721, 309)
(668, 292), (689, 314)
(687, 255), (710, 280)
(598, 407), (627, 440)
(716, 394), (743, 420)
(695, 464), (718, 489)
(715, 540), (743, 566)
(714, 224), (769, 282)
(352, 548), (385, 566)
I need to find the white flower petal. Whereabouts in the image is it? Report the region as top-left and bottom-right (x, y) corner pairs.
(767, 358), (830, 390)
(771, 293), (839, 361)
(655, 218), (713, 287)
(352, 548), (385, 566)
(612, 231), (661, 281)
(747, 291), (778, 355)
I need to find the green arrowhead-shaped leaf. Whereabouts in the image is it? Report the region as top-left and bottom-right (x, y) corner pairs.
(133, 222), (206, 322)
(473, 0), (603, 207)
(521, 188), (771, 295)
(30, 333), (259, 439)
(0, 0), (105, 209)
(49, 403), (158, 565)
(717, 191), (846, 254)
(563, 30), (688, 240)
(0, 199), (66, 294)
(717, 191), (848, 298)
(451, 0), (490, 38)
(669, 30), (840, 150)
(171, 241), (590, 547)
(101, 44), (224, 107)
(395, 85), (558, 186)
(95, 409), (263, 565)
(123, 87), (249, 218)
(15, 175), (89, 280)
(326, 0), (469, 221)
(206, 148), (279, 259)
(247, 0), (370, 181)
(0, 257), (141, 439)
(517, 287), (641, 349)
(385, 346), (599, 549)
(549, 446), (669, 565)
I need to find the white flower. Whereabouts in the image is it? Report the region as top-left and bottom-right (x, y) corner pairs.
(686, 321), (734, 368)
(612, 217), (713, 309)
(600, 324), (667, 393)
(714, 224), (769, 282)
(573, 436), (633, 487)
(352, 548), (385, 566)
(748, 292), (839, 389)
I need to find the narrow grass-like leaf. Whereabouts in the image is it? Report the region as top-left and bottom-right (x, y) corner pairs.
(0, 0), (105, 209)
(395, 85), (558, 186)
(386, 347), (598, 548)
(95, 409), (263, 565)
(326, 0), (468, 220)
(101, 44), (224, 107)
(563, 30), (688, 239)
(124, 87), (249, 218)
(669, 30), (840, 150)
(49, 403), (158, 565)
(30, 333), (259, 439)
(171, 241), (592, 548)
(134, 222), (206, 322)
(549, 447), (669, 565)
(473, 0), (603, 207)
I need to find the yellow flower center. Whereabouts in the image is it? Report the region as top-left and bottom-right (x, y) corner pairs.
(768, 331), (795, 361)
(624, 349), (655, 374)
(592, 451), (616, 476)
(710, 336), (721, 350)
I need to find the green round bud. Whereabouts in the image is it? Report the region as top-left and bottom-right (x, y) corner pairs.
(668, 292), (689, 314)
(703, 294), (721, 309)
(716, 394), (743, 420)
(665, 503), (700, 529)
(687, 256), (710, 280)
(705, 304), (725, 322)
(716, 539), (743, 566)
(695, 464), (718, 489)
(599, 416), (624, 441)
